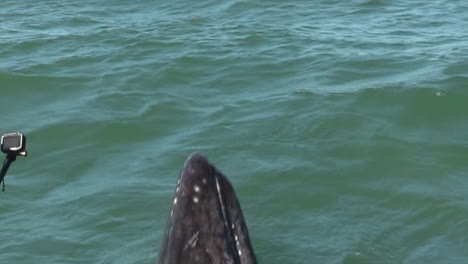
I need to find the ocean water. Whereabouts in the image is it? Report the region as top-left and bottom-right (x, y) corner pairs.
(1, 0), (468, 263)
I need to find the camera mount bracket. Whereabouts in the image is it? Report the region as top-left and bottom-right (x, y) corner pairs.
(1, 132), (27, 191)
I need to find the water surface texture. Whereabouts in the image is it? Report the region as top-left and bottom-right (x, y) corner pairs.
(1, 0), (468, 263)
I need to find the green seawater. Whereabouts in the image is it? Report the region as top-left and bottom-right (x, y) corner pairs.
(1, 0), (468, 263)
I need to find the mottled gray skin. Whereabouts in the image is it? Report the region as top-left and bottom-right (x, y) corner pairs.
(158, 153), (257, 264)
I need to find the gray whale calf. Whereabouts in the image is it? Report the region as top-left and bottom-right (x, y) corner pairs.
(158, 153), (258, 264)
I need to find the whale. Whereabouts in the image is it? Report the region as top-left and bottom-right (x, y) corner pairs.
(157, 153), (258, 264)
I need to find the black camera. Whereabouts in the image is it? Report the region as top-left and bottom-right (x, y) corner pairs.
(1, 132), (27, 157)
(1, 132), (27, 191)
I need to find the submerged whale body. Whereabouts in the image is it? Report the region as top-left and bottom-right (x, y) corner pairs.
(158, 153), (258, 264)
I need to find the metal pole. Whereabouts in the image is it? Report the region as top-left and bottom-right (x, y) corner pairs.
(0, 155), (15, 191)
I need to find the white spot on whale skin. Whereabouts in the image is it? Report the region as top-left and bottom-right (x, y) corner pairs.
(234, 235), (241, 255)
(184, 231), (199, 250)
(202, 178), (207, 184)
(193, 196), (199, 203)
(194, 185), (200, 193)
(173, 197), (177, 205)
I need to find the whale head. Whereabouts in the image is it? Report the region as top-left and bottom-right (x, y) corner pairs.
(157, 153), (257, 264)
